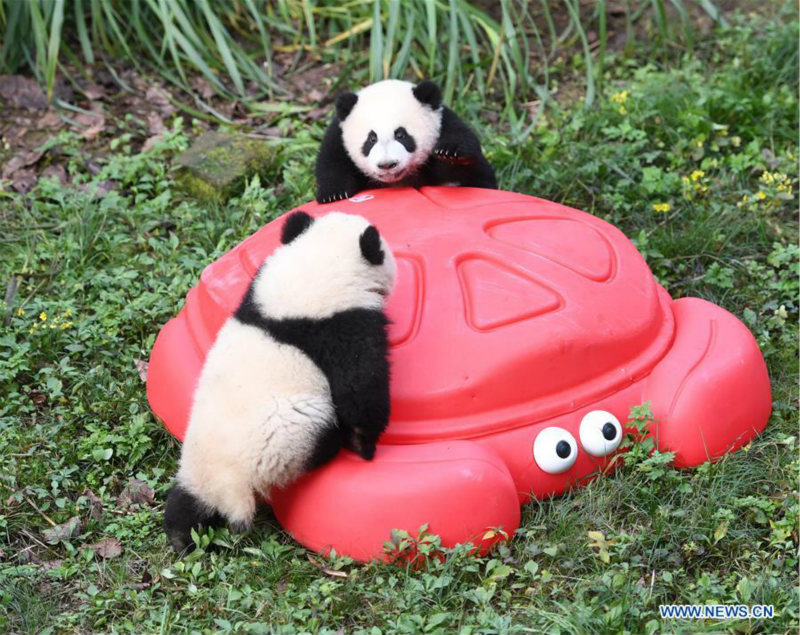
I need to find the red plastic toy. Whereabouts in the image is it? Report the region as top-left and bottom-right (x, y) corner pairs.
(147, 187), (771, 561)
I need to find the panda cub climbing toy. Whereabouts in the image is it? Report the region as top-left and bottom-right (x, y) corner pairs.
(316, 79), (497, 203)
(164, 211), (396, 554)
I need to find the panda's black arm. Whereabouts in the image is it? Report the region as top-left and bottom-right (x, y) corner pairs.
(433, 106), (485, 161)
(256, 310), (391, 461)
(315, 120), (370, 203)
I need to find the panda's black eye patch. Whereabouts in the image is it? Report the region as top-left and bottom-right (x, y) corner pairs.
(362, 130), (378, 157)
(394, 127), (416, 153)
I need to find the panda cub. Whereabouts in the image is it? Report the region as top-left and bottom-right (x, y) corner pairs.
(164, 211), (396, 554)
(316, 79), (497, 203)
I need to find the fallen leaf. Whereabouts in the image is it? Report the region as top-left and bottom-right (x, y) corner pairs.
(81, 120), (106, 142)
(88, 537), (122, 559)
(29, 390), (47, 407)
(147, 111), (166, 135)
(134, 359), (148, 383)
(42, 516), (82, 544)
(141, 134), (164, 153)
(41, 163), (68, 185)
(145, 85), (175, 117)
(119, 478), (154, 507)
(81, 83), (107, 101)
(2, 149), (45, 179)
(307, 553), (349, 578)
(134, 569), (154, 590)
(83, 488), (104, 521)
(191, 76), (215, 100)
(10, 169), (37, 194)
(0, 75), (47, 110)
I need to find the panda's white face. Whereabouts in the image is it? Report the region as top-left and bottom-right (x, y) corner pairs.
(340, 80), (442, 184)
(252, 212), (397, 320)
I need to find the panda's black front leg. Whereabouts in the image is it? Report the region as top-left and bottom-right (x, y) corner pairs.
(335, 379), (389, 461)
(433, 107), (484, 164)
(315, 120), (369, 203)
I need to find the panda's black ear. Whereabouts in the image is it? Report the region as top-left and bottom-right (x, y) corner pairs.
(335, 92), (358, 120)
(359, 225), (385, 266)
(413, 80), (442, 110)
(281, 211), (314, 244)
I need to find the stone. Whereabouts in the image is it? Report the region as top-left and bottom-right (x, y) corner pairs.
(173, 130), (275, 202)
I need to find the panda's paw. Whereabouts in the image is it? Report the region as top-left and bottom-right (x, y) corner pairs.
(434, 145), (476, 165)
(319, 190), (351, 204)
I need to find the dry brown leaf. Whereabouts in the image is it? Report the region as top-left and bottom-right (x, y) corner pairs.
(119, 478), (154, 507)
(2, 149), (44, 179)
(141, 134), (164, 153)
(42, 516), (82, 544)
(147, 112), (166, 135)
(0, 75), (47, 110)
(83, 488), (104, 521)
(88, 537), (122, 559)
(81, 83), (107, 101)
(41, 163), (68, 185)
(146, 86), (175, 117)
(306, 553), (349, 578)
(134, 359), (149, 383)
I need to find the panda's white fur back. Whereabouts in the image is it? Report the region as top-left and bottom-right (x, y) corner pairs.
(177, 319), (334, 527)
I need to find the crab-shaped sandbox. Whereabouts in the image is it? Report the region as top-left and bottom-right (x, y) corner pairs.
(147, 187), (771, 561)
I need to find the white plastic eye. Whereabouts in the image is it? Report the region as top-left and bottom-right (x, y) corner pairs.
(533, 427), (578, 474)
(579, 410), (623, 457)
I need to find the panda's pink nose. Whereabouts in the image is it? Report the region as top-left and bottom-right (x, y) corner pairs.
(378, 161), (398, 170)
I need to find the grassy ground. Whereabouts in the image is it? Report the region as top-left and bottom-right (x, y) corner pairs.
(1, 8), (798, 635)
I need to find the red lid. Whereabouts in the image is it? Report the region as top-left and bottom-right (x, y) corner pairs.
(185, 187), (674, 444)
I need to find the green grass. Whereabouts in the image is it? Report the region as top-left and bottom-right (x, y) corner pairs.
(1, 8), (798, 635)
(1, 0), (726, 129)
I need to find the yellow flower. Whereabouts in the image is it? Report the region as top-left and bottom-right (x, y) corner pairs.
(16, 308), (24, 317)
(652, 202), (671, 213)
(756, 191), (766, 200)
(610, 90), (629, 104)
(39, 312), (47, 322)
(690, 170), (705, 182)
(63, 308), (73, 318)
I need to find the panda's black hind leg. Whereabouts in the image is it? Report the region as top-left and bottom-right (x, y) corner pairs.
(164, 483), (224, 555)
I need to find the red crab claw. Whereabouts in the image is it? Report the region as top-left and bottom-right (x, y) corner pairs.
(269, 441), (521, 562)
(642, 297), (771, 467)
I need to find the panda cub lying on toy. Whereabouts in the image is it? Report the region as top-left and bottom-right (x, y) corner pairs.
(164, 211), (396, 554)
(316, 79), (497, 203)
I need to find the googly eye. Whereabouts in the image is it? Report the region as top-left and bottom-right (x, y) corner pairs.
(533, 427), (578, 474)
(579, 410), (623, 457)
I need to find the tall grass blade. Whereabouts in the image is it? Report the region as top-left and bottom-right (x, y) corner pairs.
(443, 0), (459, 104)
(45, 0), (66, 102)
(382, 0), (399, 78)
(197, 0), (244, 95)
(563, 0), (595, 108)
(369, 0), (383, 82)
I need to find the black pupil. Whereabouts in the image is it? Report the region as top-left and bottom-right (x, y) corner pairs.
(395, 127), (406, 139)
(602, 422), (617, 440)
(368, 131), (376, 141)
(555, 440), (571, 459)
